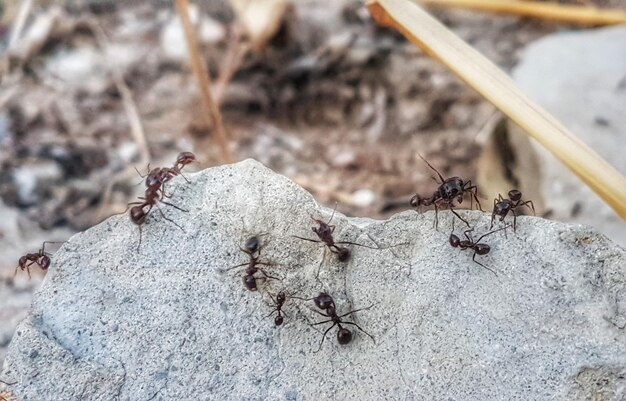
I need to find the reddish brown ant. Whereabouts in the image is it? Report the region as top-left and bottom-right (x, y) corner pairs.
(298, 292), (374, 352)
(127, 152), (195, 250)
(293, 205), (379, 263)
(491, 189), (535, 231)
(449, 224), (509, 275)
(221, 236), (278, 291)
(410, 154), (481, 229)
(15, 241), (64, 278)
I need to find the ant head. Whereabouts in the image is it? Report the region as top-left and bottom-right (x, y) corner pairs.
(314, 293), (334, 310)
(474, 243), (491, 255)
(243, 275), (257, 291)
(39, 256), (51, 270)
(337, 328), (353, 345)
(449, 234), (460, 247)
(176, 152), (196, 168)
(130, 206), (147, 225)
(276, 291), (286, 304)
(337, 247), (351, 262)
(145, 168), (163, 188)
(274, 315), (284, 326)
(244, 237), (260, 254)
(508, 189), (522, 202)
(409, 194), (421, 208)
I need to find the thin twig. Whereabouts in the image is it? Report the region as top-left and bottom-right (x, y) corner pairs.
(174, 0), (234, 163)
(8, 0), (34, 49)
(417, 0), (626, 26)
(367, 0), (626, 220)
(214, 23), (250, 103)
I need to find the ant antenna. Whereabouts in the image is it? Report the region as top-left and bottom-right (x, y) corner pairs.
(417, 152), (444, 183)
(475, 224), (510, 243)
(327, 202), (339, 225)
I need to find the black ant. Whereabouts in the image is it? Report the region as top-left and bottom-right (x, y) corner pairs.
(491, 189), (535, 231)
(293, 205), (379, 263)
(15, 241), (64, 278)
(266, 291), (289, 326)
(297, 292), (374, 352)
(410, 154), (481, 229)
(449, 224), (509, 275)
(221, 236), (277, 291)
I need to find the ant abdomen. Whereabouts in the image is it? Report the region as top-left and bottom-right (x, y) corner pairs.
(337, 247), (351, 262)
(449, 234), (460, 247)
(275, 315), (284, 326)
(474, 244), (490, 255)
(508, 189), (522, 202)
(337, 328), (352, 344)
(243, 275), (258, 291)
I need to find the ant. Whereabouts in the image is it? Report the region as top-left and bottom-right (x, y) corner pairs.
(448, 224), (509, 275)
(266, 291), (289, 326)
(293, 205), (379, 263)
(410, 154), (481, 229)
(127, 152), (194, 250)
(137, 151), (196, 197)
(221, 236), (278, 291)
(491, 189), (535, 231)
(296, 292), (374, 352)
(15, 241), (64, 278)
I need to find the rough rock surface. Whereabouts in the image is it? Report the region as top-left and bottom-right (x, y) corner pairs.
(2, 159), (626, 401)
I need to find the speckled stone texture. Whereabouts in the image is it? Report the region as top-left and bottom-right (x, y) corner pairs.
(1, 159), (625, 401)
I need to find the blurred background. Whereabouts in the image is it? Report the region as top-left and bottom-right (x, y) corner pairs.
(0, 0), (624, 365)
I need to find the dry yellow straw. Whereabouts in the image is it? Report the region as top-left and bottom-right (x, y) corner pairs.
(367, 0), (626, 220)
(417, 0), (626, 26)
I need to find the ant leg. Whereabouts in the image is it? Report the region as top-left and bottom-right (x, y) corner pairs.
(220, 262), (248, 273)
(292, 235), (323, 244)
(520, 200), (536, 216)
(154, 205), (185, 231)
(315, 248), (327, 282)
(341, 322), (375, 343)
(490, 199), (497, 229)
(159, 200), (188, 213)
(472, 252), (497, 276)
(264, 309), (278, 319)
(433, 203), (440, 230)
(512, 209), (517, 232)
(257, 268), (279, 281)
(314, 323), (337, 353)
(465, 182), (482, 211)
(178, 172), (190, 183)
(136, 226), (143, 253)
(335, 240), (380, 250)
(338, 304), (374, 318)
(462, 229), (474, 242)
(450, 207), (470, 228)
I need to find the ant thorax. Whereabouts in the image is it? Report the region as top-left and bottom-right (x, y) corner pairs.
(438, 178), (464, 200)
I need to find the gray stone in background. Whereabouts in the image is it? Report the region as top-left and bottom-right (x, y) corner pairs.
(1, 159), (626, 400)
(511, 25), (626, 246)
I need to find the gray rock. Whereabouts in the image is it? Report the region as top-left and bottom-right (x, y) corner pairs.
(2, 159), (626, 400)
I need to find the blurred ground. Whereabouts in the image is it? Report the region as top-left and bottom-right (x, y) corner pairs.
(0, 0), (618, 364)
